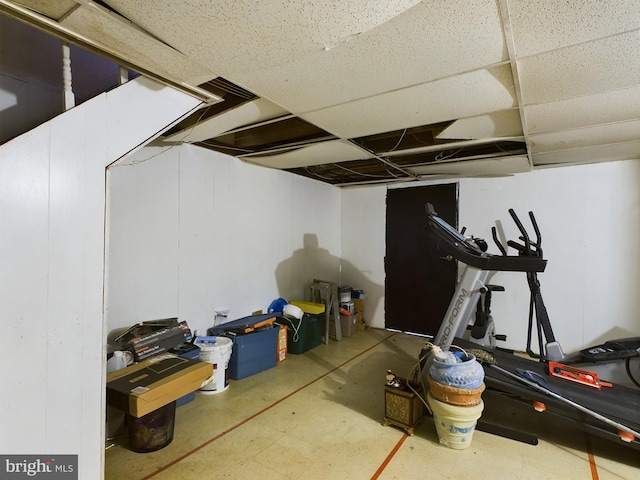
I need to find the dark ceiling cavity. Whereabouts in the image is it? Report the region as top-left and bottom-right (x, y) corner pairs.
(161, 77), (526, 186)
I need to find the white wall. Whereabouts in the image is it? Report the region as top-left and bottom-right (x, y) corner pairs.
(106, 144), (342, 335)
(0, 77), (201, 480)
(459, 162), (640, 353)
(341, 160), (640, 354)
(108, 153), (640, 354)
(340, 184), (388, 326)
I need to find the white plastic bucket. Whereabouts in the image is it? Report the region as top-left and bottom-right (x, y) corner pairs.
(427, 391), (484, 449)
(197, 337), (233, 394)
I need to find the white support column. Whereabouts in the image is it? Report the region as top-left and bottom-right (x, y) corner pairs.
(119, 66), (129, 85)
(62, 42), (75, 110)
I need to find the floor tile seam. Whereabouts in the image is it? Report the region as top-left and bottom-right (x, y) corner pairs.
(584, 433), (599, 480)
(139, 330), (398, 480)
(370, 432), (408, 479)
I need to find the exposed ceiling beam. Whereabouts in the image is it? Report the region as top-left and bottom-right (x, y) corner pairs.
(497, 0), (533, 169)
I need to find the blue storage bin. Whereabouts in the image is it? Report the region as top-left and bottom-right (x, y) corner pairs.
(223, 326), (278, 380)
(207, 313), (276, 336)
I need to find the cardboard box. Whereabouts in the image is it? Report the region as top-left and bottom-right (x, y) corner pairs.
(106, 353), (212, 417)
(277, 348), (287, 362)
(169, 343), (201, 407)
(276, 324), (287, 362)
(353, 298), (364, 313)
(113, 319), (193, 361)
(223, 326), (278, 379)
(353, 299), (365, 331)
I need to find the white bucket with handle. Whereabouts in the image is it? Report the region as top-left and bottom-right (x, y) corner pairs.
(197, 336), (233, 394)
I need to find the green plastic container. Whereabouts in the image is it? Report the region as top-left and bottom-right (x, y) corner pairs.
(278, 314), (322, 354)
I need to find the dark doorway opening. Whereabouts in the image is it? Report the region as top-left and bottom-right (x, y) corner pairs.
(385, 183), (458, 336)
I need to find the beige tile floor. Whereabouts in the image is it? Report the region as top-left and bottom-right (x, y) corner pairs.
(105, 329), (640, 480)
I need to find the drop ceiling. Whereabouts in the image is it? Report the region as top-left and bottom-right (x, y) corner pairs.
(2, 0), (640, 186)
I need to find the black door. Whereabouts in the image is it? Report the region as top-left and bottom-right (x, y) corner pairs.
(385, 184), (458, 335)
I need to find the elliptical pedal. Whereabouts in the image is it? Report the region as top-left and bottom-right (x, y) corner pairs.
(469, 284), (506, 348)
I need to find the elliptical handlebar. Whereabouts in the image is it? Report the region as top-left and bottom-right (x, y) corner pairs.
(529, 211), (543, 257)
(491, 226), (507, 255)
(509, 208), (532, 254)
(505, 208), (544, 258)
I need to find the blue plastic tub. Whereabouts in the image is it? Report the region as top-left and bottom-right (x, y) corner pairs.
(223, 326), (278, 380)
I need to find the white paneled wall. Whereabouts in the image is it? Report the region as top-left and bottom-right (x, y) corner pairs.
(112, 151), (639, 354)
(0, 76), (200, 480)
(341, 160), (640, 354)
(106, 144), (342, 335)
(110, 151), (640, 354)
(459, 162), (640, 353)
(340, 185), (388, 326)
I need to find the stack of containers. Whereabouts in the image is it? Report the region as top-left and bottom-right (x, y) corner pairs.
(426, 347), (485, 449)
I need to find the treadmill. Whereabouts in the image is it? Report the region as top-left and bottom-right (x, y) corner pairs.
(424, 203), (640, 449)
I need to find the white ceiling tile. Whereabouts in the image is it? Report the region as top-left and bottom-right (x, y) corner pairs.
(436, 109), (523, 140)
(105, 0), (422, 77)
(302, 65), (517, 139)
(532, 141), (640, 166)
(230, 0), (507, 113)
(12, 0), (77, 20)
(240, 140), (372, 169)
(529, 120), (640, 153)
(508, 0), (640, 57)
(10, 0), (640, 183)
(164, 99), (287, 143)
(60, 5), (215, 85)
(525, 86), (640, 134)
(410, 155), (531, 177)
(518, 31), (640, 105)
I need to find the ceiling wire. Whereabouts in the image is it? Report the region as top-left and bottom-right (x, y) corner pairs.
(409, 131), (438, 146)
(385, 168), (403, 178)
(434, 147), (464, 161)
(304, 166), (335, 180)
(198, 140), (255, 154)
(173, 106), (213, 143)
(332, 163), (400, 178)
(388, 128), (407, 152)
(114, 105), (212, 167)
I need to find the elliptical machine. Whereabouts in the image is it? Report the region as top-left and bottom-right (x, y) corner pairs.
(491, 206), (640, 388)
(424, 202), (640, 448)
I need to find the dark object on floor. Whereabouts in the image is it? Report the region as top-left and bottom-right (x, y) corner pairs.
(128, 401), (176, 453)
(383, 377), (424, 435)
